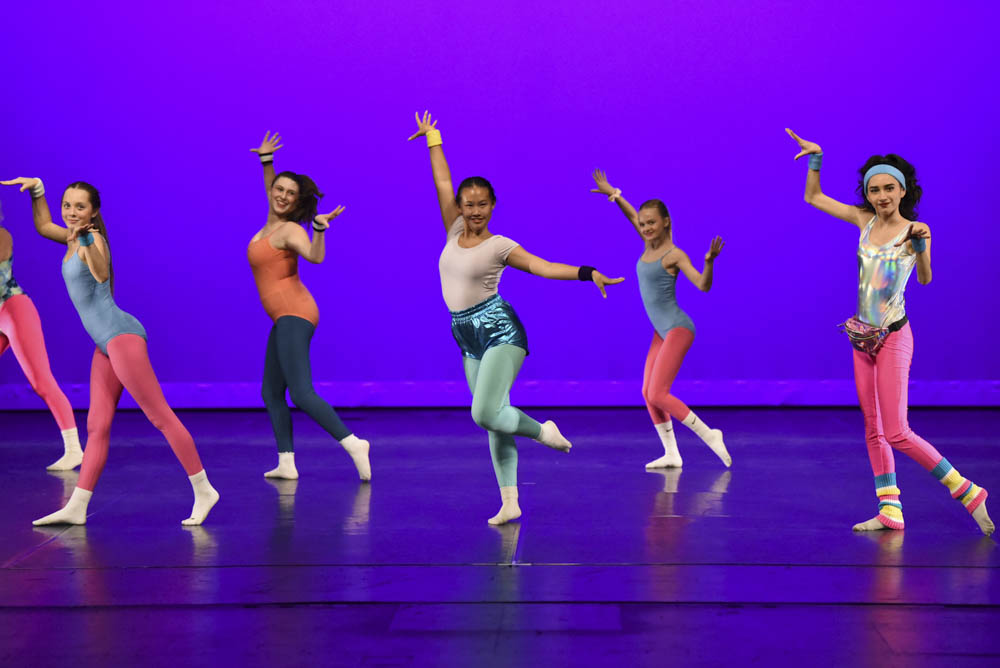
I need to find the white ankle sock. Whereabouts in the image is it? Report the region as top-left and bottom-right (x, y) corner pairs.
(536, 420), (572, 453)
(47, 428), (84, 471)
(488, 486), (522, 525)
(264, 452), (299, 479)
(33, 486), (91, 525)
(183, 470), (219, 526)
(340, 434), (371, 481)
(681, 410), (732, 467)
(646, 422), (683, 468)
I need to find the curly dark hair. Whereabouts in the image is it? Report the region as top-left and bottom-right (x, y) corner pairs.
(856, 154), (922, 220)
(273, 171), (323, 224)
(455, 176), (496, 205)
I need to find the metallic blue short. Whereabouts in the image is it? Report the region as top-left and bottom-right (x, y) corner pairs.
(450, 294), (529, 360)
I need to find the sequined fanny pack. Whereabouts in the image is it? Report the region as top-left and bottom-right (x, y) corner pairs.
(838, 316), (907, 355)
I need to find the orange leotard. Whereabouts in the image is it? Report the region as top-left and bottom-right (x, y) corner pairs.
(248, 231), (319, 326)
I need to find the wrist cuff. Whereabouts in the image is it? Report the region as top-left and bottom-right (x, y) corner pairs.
(910, 236), (927, 253)
(426, 129), (442, 149)
(30, 179), (45, 199)
(808, 152), (823, 171)
(608, 188), (622, 202)
(78, 232), (95, 247)
(259, 152), (274, 164)
(578, 265), (595, 282)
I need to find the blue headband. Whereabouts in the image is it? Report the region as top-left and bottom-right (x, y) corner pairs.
(864, 164), (906, 192)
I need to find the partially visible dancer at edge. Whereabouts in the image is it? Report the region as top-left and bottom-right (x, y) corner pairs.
(1, 176), (219, 526)
(407, 111), (624, 525)
(0, 201), (82, 470)
(248, 132), (370, 482)
(785, 128), (993, 536)
(590, 169), (731, 471)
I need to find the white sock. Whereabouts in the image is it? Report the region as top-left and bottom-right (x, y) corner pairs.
(535, 420), (572, 453)
(340, 434), (371, 481)
(47, 428), (84, 471)
(33, 486), (91, 525)
(646, 422), (683, 469)
(183, 470), (219, 526)
(682, 410), (731, 467)
(264, 452), (299, 479)
(488, 485), (522, 525)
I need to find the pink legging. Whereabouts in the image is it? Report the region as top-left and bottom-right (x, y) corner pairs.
(0, 294), (75, 430)
(78, 333), (203, 491)
(642, 328), (695, 425)
(853, 322), (942, 477)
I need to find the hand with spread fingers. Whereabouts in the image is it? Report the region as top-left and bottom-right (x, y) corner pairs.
(705, 236), (725, 261)
(313, 206), (346, 231)
(591, 270), (625, 298)
(590, 169), (618, 198)
(407, 110), (438, 141)
(785, 128), (822, 160)
(251, 131), (284, 156)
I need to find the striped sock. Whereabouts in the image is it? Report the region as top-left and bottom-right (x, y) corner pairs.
(874, 473), (905, 530)
(932, 458), (988, 514)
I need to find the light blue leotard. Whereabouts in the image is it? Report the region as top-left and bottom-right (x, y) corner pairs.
(61, 253), (145, 354)
(636, 253), (695, 337)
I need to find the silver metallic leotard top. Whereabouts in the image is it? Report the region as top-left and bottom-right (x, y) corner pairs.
(637, 252), (695, 337)
(856, 216), (916, 327)
(0, 256), (25, 306)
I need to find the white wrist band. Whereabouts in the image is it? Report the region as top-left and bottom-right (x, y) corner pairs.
(259, 153), (274, 165)
(30, 179), (45, 199)
(608, 188), (621, 202)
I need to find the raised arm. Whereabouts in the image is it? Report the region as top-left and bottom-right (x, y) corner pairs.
(408, 111), (460, 232)
(671, 237), (724, 292)
(590, 169), (641, 237)
(506, 246), (625, 298)
(251, 131), (284, 199)
(0, 178), (69, 244)
(785, 129), (870, 228)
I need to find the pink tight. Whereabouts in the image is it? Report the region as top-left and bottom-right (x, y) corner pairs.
(642, 328), (695, 425)
(78, 334), (203, 491)
(853, 322), (942, 477)
(0, 294), (75, 431)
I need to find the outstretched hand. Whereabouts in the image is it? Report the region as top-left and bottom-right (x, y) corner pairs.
(705, 236), (725, 261)
(590, 169), (618, 198)
(0, 177), (41, 193)
(592, 270), (625, 298)
(251, 131), (284, 155)
(407, 110), (438, 141)
(65, 219), (97, 243)
(893, 224), (929, 247)
(785, 128), (822, 160)
(313, 206), (346, 230)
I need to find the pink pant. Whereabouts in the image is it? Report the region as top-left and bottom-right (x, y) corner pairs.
(0, 294), (76, 431)
(78, 334), (203, 491)
(853, 322), (942, 477)
(642, 328), (695, 425)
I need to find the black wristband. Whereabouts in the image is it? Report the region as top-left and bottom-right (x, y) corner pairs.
(578, 265), (595, 282)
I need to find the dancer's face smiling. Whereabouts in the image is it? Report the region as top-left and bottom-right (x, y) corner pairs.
(866, 174), (904, 216)
(61, 189), (97, 228)
(637, 208), (669, 241)
(459, 186), (494, 231)
(271, 177), (299, 218)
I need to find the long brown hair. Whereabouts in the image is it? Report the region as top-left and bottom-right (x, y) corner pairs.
(64, 181), (114, 292)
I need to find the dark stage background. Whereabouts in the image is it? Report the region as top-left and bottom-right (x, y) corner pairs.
(2, 1), (998, 408)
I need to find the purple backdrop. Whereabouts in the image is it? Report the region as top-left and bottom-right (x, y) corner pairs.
(2, 1), (998, 408)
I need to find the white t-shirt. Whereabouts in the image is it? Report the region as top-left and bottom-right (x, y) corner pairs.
(438, 217), (519, 312)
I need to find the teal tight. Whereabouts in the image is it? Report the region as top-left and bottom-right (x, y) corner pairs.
(462, 344), (542, 488)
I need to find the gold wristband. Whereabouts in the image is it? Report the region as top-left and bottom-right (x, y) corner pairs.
(426, 129), (442, 148)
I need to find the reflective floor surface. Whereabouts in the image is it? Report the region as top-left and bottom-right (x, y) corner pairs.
(1, 407), (998, 666)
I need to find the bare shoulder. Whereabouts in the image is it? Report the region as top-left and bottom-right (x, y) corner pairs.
(662, 245), (689, 267)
